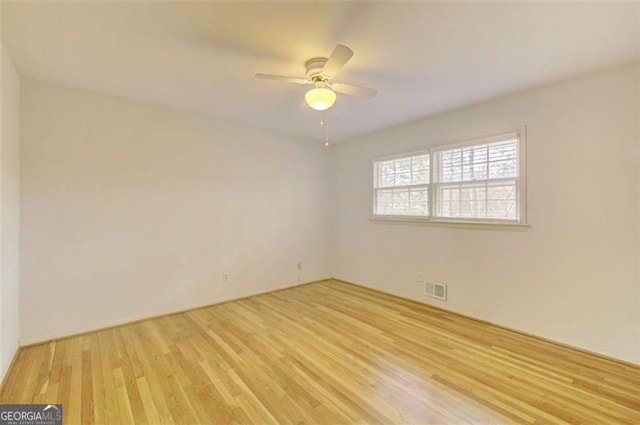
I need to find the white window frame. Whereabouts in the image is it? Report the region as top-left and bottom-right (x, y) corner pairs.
(371, 127), (527, 227)
(371, 149), (432, 221)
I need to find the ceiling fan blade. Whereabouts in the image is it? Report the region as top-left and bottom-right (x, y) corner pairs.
(329, 82), (377, 99)
(321, 44), (353, 79)
(255, 74), (310, 85)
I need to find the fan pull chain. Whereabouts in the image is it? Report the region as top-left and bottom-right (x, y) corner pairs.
(320, 112), (330, 147)
(324, 123), (330, 147)
(319, 112), (330, 147)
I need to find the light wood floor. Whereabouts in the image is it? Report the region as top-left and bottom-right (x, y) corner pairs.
(1, 280), (639, 424)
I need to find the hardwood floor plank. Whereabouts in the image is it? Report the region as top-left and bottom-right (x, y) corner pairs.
(1, 279), (638, 424)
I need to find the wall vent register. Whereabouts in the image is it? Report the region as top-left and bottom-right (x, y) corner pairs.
(425, 281), (447, 301)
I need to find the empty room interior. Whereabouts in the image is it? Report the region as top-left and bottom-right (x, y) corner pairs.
(0, 1), (639, 424)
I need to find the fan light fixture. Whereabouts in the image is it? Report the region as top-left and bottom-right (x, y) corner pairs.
(305, 86), (336, 111)
(256, 44), (377, 115)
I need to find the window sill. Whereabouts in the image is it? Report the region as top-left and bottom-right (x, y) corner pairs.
(370, 216), (529, 231)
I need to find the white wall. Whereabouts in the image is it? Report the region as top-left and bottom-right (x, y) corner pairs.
(331, 62), (640, 364)
(20, 79), (331, 343)
(0, 42), (21, 380)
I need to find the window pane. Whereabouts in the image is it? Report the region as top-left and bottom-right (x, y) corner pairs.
(436, 179), (518, 220)
(488, 140), (518, 179)
(374, 160), (396, 188)
(487, 180), (517, 219)
(438, 182), (487, 219)
(395, 158), (411, 187)
(434, 135), (520, 222)
(409, 188), (429, 215)
(440, 149), (462, 183)
(411, 154), (430, 185)
(412, 169), (429, 185)
(375, 187), (429, 217)
(488, 158), (517, 179)
(373, 152), (430, 217)
(392, 189), (409, 211)
(438, 138), (518, 184)
(376, 189), (393, 214)
(412, 155), (429, 171)
(374, 154), (430, 189)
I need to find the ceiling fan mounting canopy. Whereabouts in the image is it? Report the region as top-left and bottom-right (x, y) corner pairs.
(255, 44), (377, 110)
(305, 57), (329, 81)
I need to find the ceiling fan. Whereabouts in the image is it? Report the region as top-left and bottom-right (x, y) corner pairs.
(255, 44), (377, 111)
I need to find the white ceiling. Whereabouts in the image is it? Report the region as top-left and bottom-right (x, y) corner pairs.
(2, 1), (638, 143)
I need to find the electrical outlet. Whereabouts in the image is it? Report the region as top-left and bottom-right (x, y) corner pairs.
(223, 272), (229, 281)
(417, 272), (424, 283)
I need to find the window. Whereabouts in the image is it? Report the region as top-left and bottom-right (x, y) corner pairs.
(373, 152), (430, 218)
(372, 130), (526, 225)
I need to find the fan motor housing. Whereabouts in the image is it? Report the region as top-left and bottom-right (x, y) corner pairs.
(305, 57), (328, 81)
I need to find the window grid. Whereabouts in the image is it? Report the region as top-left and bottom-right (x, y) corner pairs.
(372, 131), (525, 225)
(373, 152), (431, 218)
(433, 138), (519, 221)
